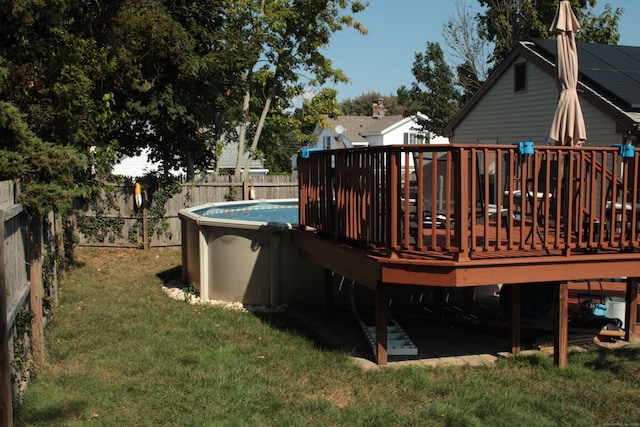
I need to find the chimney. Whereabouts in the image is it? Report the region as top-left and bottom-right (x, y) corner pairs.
(372, 98), (385, 118)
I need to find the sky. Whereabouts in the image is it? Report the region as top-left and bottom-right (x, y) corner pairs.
(320, 0), (640, 101)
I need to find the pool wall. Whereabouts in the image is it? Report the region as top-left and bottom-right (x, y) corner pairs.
(179, 199), (326, 306)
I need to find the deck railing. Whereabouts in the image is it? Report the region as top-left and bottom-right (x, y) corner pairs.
(298, 144), (640, 260)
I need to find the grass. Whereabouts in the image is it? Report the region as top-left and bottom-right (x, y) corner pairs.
(14, 247), (640, 426)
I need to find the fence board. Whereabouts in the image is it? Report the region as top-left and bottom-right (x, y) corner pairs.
(0, 210), (11, 427)
(3, 205), (28, 319)
(0, 180), (58, 409)
(75, 177), (299, 247)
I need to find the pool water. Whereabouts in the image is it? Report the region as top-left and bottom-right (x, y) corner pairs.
(195, 201), (299, 224)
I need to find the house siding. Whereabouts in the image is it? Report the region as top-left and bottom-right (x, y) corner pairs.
(450, 55), (622, 147)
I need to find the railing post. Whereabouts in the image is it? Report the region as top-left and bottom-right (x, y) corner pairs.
(389, 150), (399, 250)
(456, 148), (470, 260)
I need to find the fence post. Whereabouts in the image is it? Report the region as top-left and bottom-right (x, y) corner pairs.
(29, 215), (44, 367)
(242, 181), (249, 200)
(143, 191), (148, 250)
(55, 212), (65, 272)
(0, 211), (14, 426)
(48, 211), (59, 305)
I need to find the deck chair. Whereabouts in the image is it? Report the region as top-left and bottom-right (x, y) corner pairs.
(502, 154), (558, 245)
(413, 150), (454, 229)
(475, 152), (509, 225)
(604, 159), (640, 242)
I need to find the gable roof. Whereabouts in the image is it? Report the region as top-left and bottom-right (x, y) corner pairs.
(217, 141), (264, 170)
(443, 40), (640, 137)
(322, 115), (405, 142)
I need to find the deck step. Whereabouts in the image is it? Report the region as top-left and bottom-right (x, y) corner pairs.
(359, 322), (418, 356)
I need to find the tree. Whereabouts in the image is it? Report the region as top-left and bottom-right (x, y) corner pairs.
(396, 86), (423, 115)
(106, 0), (252, 180)
(1, 0), (368, 184)
(409, 42), (461, 136)
(578, 3), (623, 44)
(0, 66), (87, 215)
(234, 0), (367, 180)
(443, 0), (491, 98)
(301, 88), (343, 130)
(477, 0), (622, 63)
(255, 88), (341, 173)
(338, 92), (405, 116)
(432, 0), (624, 101)
(0, 2), (112, 214)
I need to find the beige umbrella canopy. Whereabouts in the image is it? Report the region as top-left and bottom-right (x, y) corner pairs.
(549, 0), (587, 146)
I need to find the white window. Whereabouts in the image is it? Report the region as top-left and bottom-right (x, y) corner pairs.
(322, 135), (331, 150)
(404, 132), (429, 144)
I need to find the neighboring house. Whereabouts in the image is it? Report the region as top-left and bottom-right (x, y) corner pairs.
(292, 103), (449, 176)
(314, 105), (449, 150)
(112, 147), (183, 177)
(216, 141), (268, 176)
(443, 39), (640, 147)
(112, 141), (267, 178)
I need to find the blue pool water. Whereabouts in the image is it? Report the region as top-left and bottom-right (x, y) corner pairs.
(195, 201), (299, 224)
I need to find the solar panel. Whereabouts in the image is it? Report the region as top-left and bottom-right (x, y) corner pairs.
(534, 39), (640, 110)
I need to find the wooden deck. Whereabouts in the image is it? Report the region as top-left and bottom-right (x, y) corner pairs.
(293, 144), (640, 365)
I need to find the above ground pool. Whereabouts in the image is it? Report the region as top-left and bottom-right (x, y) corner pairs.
(194, 200), (299, 224)
(179, 199), (325, 306)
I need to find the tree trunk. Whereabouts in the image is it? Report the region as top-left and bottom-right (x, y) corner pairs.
(186, 149), (195, 181)
(241, 90), (272, 180)
(234, 89), (251, 181)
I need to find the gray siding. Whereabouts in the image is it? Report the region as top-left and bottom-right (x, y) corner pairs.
(451, 55), (622, 147)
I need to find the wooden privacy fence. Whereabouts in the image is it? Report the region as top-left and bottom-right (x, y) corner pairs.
(74, 175), (299, 248)
(1, 181), (56, 423)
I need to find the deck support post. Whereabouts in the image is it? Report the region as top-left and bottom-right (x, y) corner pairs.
(324, 269), (334, 324)
(553, 281), (569, 367)
(375, 282), (388, 365)
(508, 285), (521, 355)
(625, 277), (638, 341)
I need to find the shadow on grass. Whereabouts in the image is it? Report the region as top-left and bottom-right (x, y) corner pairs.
(507, 344), (640, 376)
(251, 311), (340, 354)
(15, 399), (87, 426)
(583, 346), (640, 374)
(156, 266), (182, 286)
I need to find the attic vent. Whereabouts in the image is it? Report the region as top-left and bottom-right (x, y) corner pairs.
(514, 62), (527, 92)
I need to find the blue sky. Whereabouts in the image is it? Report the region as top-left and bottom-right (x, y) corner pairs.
(321, 1), (640, 101)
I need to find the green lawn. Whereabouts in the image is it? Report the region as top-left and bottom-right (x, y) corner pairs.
(14, 248), (640, 426)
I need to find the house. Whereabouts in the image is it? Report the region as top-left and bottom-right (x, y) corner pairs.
(216, 141), (268, 176)
(314, 104), (449, 150)
(112, 147), (183, 177)
(112, 141), (267, 178)
(291, 103), (449, 175)
(443, 39), (640, 147)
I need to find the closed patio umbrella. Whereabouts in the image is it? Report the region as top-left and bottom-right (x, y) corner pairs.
(549, 0), (587, 146)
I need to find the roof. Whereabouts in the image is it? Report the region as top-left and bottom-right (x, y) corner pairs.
(533, 39), (640, 111)
(323, 115), (405, 142)
(217, 141), (264, 170)
(444, 39), (640, 137)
